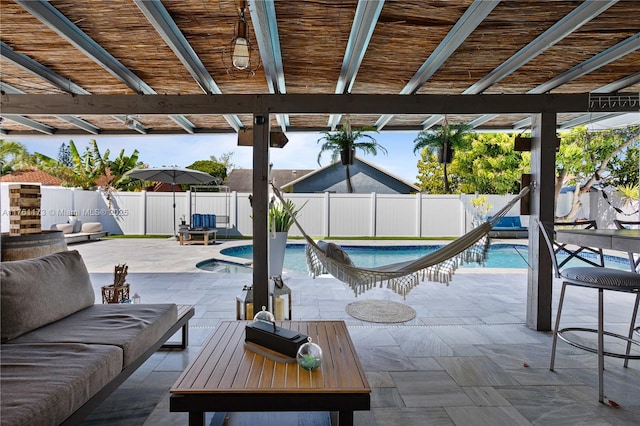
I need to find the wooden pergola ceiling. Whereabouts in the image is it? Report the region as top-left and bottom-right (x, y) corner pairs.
(1, 0), (639, 136)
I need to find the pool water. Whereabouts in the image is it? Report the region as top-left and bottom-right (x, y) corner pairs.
(195, 259), (252, 273)
(198, 243), (631, 274)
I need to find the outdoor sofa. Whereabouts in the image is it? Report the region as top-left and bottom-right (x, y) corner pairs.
(0, 250), (193, 426)
(51, 221), (109, 244)
(487, 215), (529, 238)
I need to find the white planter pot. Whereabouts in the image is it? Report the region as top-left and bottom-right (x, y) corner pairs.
(68, 216), (81, 233)
(269, 232), (288, 277)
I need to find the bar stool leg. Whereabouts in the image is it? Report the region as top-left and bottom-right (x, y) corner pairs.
(550, 283), (568, 371)
(624, 293), (640, 368)
(598, 288), (604, 403)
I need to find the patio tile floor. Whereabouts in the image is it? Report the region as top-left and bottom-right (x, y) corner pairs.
(72, 238), (639, 425)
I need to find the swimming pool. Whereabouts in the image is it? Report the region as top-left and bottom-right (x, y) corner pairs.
(196, 243), (631, 274)
(195, 259), (253, 274)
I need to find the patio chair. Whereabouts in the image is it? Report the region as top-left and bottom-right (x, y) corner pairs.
(553, 220), (604, 268)
(613, 219), (640, 273)
(537, 220), (640, 403)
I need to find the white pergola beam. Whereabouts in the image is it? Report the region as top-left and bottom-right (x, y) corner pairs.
(250, 0), (289, 132)
(472, 32), (640, 128)
(0, 80), (100, 134)
(464, 0), (618, 95)
(17, 0), (196, 134)
(375, 0), (499, 129)
(135, 0), (243, 132)
(328, 0), (384, 130)
(1, 114), (55, 134)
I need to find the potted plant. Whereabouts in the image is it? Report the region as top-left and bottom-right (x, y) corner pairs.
(413, 122), (475, 193)
(316, 116), (387, 193)
(615, 184), (639, 213)
(471, 194), (492, 226)
(268, 198), (307, 277)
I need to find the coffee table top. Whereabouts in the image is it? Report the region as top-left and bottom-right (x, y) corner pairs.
(171, 320), (370, 395)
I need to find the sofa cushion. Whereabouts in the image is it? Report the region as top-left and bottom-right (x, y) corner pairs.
(10, 304), (178, 367)
(51, 223), (73, 233)
(0, 342), (123, 426)
(0, 250), (95, 342)
(81, 222), (103, 233)
(490, 216), (525, 230)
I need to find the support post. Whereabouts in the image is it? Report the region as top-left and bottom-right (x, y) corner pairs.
(252, 113), (270, 312)
(526, 112), (556, 331)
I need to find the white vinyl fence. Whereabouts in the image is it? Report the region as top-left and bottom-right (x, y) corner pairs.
(1, 183), (636, 237)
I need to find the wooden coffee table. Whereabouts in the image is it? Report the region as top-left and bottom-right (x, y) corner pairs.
(170, 320), (370, 425)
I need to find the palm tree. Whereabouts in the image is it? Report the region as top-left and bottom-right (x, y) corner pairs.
(413, 122), (474, 193)
(316, 117), (386, 193)
(0, 140), (35, 175)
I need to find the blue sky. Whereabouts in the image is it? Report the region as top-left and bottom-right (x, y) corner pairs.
(10, 130), (423, 184)
(9, 111), (639, 186)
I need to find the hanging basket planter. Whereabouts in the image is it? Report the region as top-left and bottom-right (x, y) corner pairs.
(340, 148), (355, 165)
(437, 146), (454, 164)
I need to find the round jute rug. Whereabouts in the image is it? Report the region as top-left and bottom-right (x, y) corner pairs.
(345, 300), (416, 323)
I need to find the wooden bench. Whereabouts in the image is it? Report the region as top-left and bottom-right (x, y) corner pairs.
(64, 231), (109, 244)
(179, 229), (217, 245)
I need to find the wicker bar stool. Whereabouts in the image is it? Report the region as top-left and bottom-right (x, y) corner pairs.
(537, 220), (640, 403)
(613, 219), (640, 365)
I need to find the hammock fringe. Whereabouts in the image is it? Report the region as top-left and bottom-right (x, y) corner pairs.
(305, 234), (490, 298)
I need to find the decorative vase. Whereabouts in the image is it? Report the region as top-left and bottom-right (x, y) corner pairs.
(269, 231), (288, 277)
(68, 216), (79, 232)
(296, 337), (323, 371)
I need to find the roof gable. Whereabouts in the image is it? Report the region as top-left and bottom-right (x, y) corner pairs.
(286, 156), (420, 194)
(225, 168), (314, 193)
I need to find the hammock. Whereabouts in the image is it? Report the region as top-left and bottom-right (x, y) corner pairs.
(271, 185), (532, 298)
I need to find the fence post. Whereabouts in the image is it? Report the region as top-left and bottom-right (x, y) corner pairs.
(141, 190), (147, 235)
(416, 192), (422, 238)
(231, 191), (238, 234)
(370, 192), (376, 237)
(324, 192), (330, 237)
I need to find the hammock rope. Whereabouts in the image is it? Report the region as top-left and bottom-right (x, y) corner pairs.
(271, 184), (532, 298)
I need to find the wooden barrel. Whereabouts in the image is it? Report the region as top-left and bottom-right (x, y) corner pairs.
(1, 231), (68, 261)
